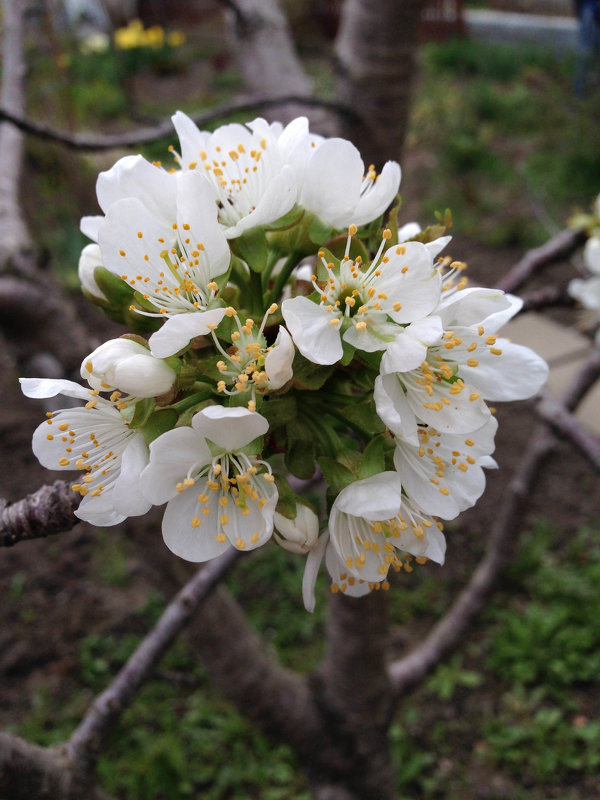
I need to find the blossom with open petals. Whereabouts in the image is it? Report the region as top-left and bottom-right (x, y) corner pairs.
(171, 112), (297, 239)
(275, 116), (401, 229)
(20, 378), (150, 526)
(141, 406), (278, 561)
(393, 416), (498, 519)
(301, 472), (445, 610)
(282, 232), (441, 365)
(98, 170), (230, 358)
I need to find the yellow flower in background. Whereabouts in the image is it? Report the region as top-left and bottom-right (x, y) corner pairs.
(114, 19), (185, 51)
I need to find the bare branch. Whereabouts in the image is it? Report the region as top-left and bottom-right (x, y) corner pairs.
(0, 480), (81, 547)
(534, 391), (600, 471)
(0, 732), (114, 800)
(388, 424), (555, 695)
(519, 285), (574, 313)
(0, 96), (358, 152)
(388, 348), (600, 695)
(67, 548), (242, 773)
(495, 227), (585, 294)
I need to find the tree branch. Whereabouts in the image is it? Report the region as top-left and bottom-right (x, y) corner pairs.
(0, 96), (358, 152)
(519, 284), (574, 313)
(388, 349), (600, 695)
(0, 732), (114, 800)
(534, 391), (600, 471)
(0, 480), (81, 547)
(495, 227), (585, 294)
(67, 548), (242, 773)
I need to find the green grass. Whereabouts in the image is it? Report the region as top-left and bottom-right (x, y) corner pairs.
(408, 39), (600, 246)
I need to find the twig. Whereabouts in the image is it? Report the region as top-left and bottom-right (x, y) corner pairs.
(534, 391), (600, 471)
(0, 480), (81, 547)
(519, 284), (574, 312)
(388, 349), (600, 695)
(67, 548), (242, 773)
(0, 95), (360, 152)
(495, 227), (585, 294)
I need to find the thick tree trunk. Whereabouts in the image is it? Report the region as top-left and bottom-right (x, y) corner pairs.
(335, 0), (423, 166)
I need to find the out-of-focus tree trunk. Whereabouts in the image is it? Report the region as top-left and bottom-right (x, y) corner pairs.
(223, 0), (336, 133)
(0, 0), (32, 270)
(335, 0), (423, 166)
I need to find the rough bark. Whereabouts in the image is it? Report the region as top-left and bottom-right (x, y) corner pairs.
(0, 479), (81, 547)
(335, 0), (423, 166)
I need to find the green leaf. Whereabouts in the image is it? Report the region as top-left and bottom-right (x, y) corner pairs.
(232, 227), (268, 272)
(340, 339), (356, 366)
(291, 352), (334, 390)
(261, 394), (297, 429)
(341, 399), (386, 435)
(285, 420), (316, 479)
(318, 456), (355, 495)
(141, 409), (178, 444)
(128, 397), (156, 429)
(358, 437), (386, 480)
(273, 474), (297, 520)
(336, 448), (362, 475)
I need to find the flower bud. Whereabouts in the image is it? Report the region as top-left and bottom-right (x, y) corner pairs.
(274, 505), (319, 554)
(264, 327), (295, 390)
(78, 244), (108, 301)
(82, 338), (176, 398)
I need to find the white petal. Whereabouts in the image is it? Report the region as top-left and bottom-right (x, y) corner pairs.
(584, 236), (600, 274)
(352, 161), (401, 227)
(460, 337), (549, 401)
(264, 327), (295, 390)
(281, 296), (342, 365)
(142, 427), (212, 505)
(325, 541), (373, 597)
(426, 235), (452, 258)
(80, 215), (102, 242)
(149, 308), (227, 358)
(225, 165), (297, 239)
(112, 435), (152, 517)
(191, 405), (269, 452)
(374, 373), (419, 444)
(436, 287), (512, 330)
(300, 138), (363, 228)
(96, 154), (176, 222)
(20, 377), (91, 401)
(334, 472), (403, 521)
(177, 170), (230, 278)
(78, 244), (107, 300)
(162, 490), (232, 562)
(302, 530), (329, 612)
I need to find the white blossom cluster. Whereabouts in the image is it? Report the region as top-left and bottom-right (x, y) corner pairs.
(21, 114), (548, 610)
(569, 194), (600, 345)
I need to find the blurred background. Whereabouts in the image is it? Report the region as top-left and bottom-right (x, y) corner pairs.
(1, 1), (600, 798)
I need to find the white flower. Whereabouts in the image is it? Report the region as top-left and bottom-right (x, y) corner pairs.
(301, 472), (445, 610)
(97, 169), (231, 358)
(276, 116), (401, 229)
(171, 112), (298, 239)
(214, 306), (295, 409)
(78, 243), (107, 300)
(569, 235), (600, 345)
(141, 406), (278, 561)
(398, 221), (452, 259)
(393, 415), (498, 519)
(20, 378), (150, 526)
(82, 338), (177, 399)
(274, 504), (319, 554)
(282, 234), (441, 365)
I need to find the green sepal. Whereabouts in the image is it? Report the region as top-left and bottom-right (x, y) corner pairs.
(140, 408), (178, 445)
(128, 398), (156, 429)
(308, 214), (334, 246)
(411, 209), (452, 244)
(340, 339), (356, 366)
(358, 436), (386, 480)
(315, 247), (340, 281)
(291, 352), (334, 391)
(94, 266), (135, 305)
(384, 194), (403, 246)
(336, 448), (362, 475)
(318, 455), (356, 495)
(273, 473), (297, 520)
(261, 394), (297, 429)
(356, 349), (383, 373)
(262, 205), (304, 232)
(340, 399), (385, 435)
(231, 227), (268, 273)
(285, 419), (316, 479)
